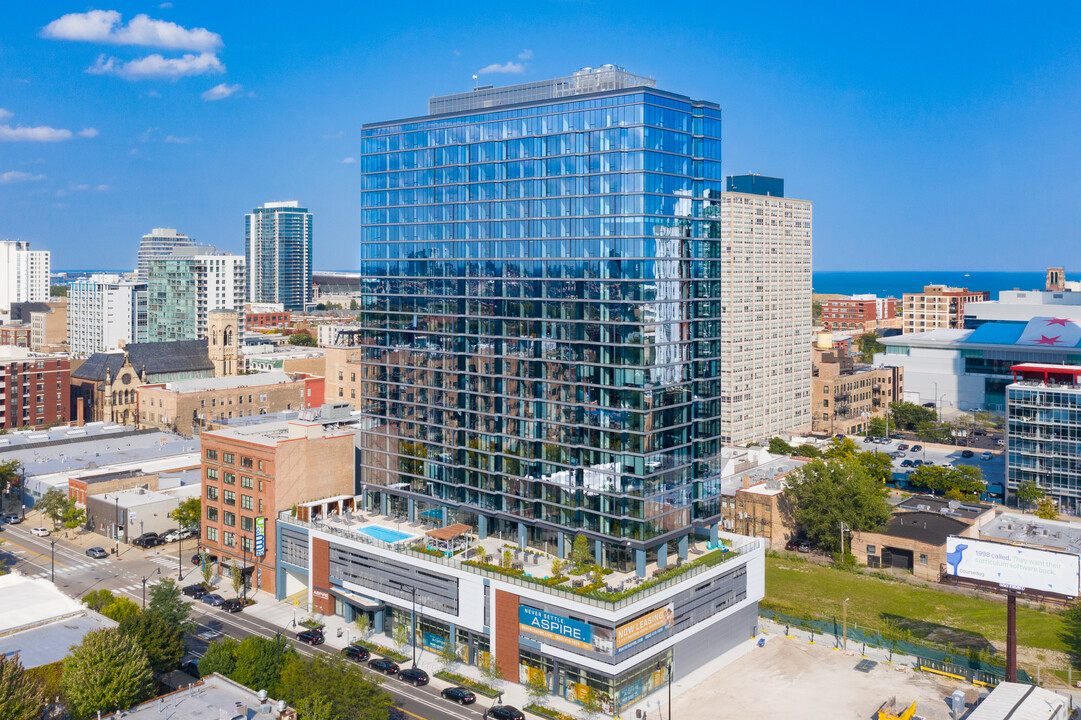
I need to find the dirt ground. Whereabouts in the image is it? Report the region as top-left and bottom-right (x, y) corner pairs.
(674, 634), (970, 720)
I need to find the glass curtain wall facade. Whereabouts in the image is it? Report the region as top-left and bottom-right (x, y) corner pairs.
(359, 84), (725, 567)
(245, 202), (314, 311)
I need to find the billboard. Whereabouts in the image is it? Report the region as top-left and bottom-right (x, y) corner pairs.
(519, 606), (593, 651)
(254, 516), (266, 557)
(946, 537), (1080, 597)
(616, 603), (674, 653)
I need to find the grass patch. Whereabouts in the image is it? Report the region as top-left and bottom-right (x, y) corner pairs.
(526, 704), (575, 720)
(435, 671), (499, 697)
(764, 556), (1066, 654)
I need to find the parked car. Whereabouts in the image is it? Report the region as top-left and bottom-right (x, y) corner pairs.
(924, 460), (935, 466)
(996, 439), (1005, 447)
(368, 658), (399, 675)
(85, 547), (108, 559)
(485, 706), (526, 720)
(221, 599), (244, 613)
(981, 451), (993, 460)
(201, 594), (226, 607)
(182, 584), (209, 599)
(863, 436), (873, 443)
(399, 667), (429, 686)
(897, 444), (909, 451)
(911, 445), (923, 452)
(133, 533), (164, 548)
(923, 402), (936, 408)
(890, 434), (903, 440)
(912, 459), (923, 467)
(164, 528), (195, 542)
(961, 450), (974, 458)
(191, 553), (219, 565)
(31, 527), (50, 537)
(900, 460), (913, 468)
(971, 429), (987, 436)
(343, 645), (370, 662)
(4, 514), (21, 524)
(797, 541), (811, 553)
(297, 629), (325, 646)
(956, 438), (968, 446)
(178, 659), (200, 678)
(441, 687), (477, 705)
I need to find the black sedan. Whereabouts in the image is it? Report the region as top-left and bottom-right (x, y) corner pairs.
(201, 593), (226, 606)
(297, 629), (325, 646)
(485, 706), (525, 720)
(399, 667), (429, 686)
(191, 553), (219, 565)
(221, 599), (244, 613)
(343, 645), (370, 662)
(368, 658), (399, 675)
(182, 584), (209, 599)
(85, 547), (108, 559)
(441, 687), (477, 705)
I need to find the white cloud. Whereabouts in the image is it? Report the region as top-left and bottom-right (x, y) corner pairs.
(97, 184), (110, 191)
(42, 10), (222, 52)
(0, 171), (46, 184)
(78, 127), (99, 138)
(164, 134), (198, 144)
(87, 52), (225, 80)
(201, 83), (241, 101)
(145, 90), (161, 98)
(452, 49), (462, 57)
(160, 2), (173, 7)
(477, 62), (524, 75)
(518, 49), (533, 61)
(340, 157), (356, 164)
(0, 123), (72, 142)
(0, 109), (12, 120)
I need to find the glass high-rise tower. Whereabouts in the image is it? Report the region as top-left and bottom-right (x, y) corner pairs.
(245, 201), (313, 311)
(358, 66), (727, 571)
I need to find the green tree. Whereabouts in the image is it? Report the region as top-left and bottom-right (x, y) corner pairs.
(289, 332), (316, 347)
(856, 332), (885, 363)
(100, 596), (140, 624)
(1036, 497), (1059, 520)
(856, 451), (894, 483)
(147, 578), (191, 629)
(437, 639), (458, 672)
(230, 560), (245, 598)
(525, 672), (550, 706)
(279, 652), (393, 720)
(169, 498), (201, 530)
(120, 611), (185, 674)
(1015, 480), (1045, 510)
(577, 687), (605, 720)
(570, 533), (592, 570)
(198, 638), (238, 678)
(812, 300), (822, 323)
(866, 417), (889, 438)
(62, 497), (86, 532)
(36, 488), (67, 529)
(354, 613), (370, 640)
(768, 437), (795, 455)
(794, 443), (823, 458)
(50, 285), (68, 297)
(232, 636), (294, 696)
(296, 693), (335, 720)
(0, 653), (48, 720)
(824, 437), (859, 459)
(200, 553), (214, 587)
(0, 459), (21, 510)
(890, 402), (937, 430)
(478, 653), (501, 686)
(82, 588), (116, 613)
(907, 465), (986, 500)
(393, 619), (411, 654)
(61, 628), (153, 719)
(785, 457), (892, 552)
(1061, 602), (1081, 669)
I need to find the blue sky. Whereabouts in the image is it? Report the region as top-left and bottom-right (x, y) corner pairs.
(2, 2), (1080, 272)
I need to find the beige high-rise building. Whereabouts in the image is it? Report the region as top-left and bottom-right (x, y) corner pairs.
(902, 285), (989, 334)
(717, 175), (813, 445)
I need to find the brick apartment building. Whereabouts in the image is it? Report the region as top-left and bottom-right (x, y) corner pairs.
(197, 404), (360, 595)
(902, 285), (990, 334)
(245, 302), (292, 331)
(811, 347), (903, 435)
(0, 347), (71, 430)
(821, 295), (899, 333)
(137, 371), (324, 436)
(0, 324), (31, 347)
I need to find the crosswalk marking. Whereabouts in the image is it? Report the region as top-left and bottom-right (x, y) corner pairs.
(149, 556), (180, 569)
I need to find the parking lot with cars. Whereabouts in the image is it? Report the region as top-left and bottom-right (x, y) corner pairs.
(857, 435), (1006, 496)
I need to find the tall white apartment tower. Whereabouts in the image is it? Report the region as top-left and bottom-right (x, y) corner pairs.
(146, 247), (245, 342)
(137, 227), (195, 281)
(67, 273), (148, 357)
(718, 174), (813, 444)
(245, 201), (313, 311)
(0, 240), (51, 322)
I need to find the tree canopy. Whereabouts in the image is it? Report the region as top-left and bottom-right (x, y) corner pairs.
(907, 465), (986, 501)
(1036, 497), (1059, 520)
(120, 611), (186, 674)
(198, 637), (239, 678)
(168, 498), (201, 530)
(856, 332), (885, 363)
(889, 402), (937, 430)
(36, 488), (68, 528)
(0, 459), (21, 502)
(147, 578), (191, 629)
(768, 437), (796, 455)
(60, 628), (153, 719)
(278, 652), (393, 720)
(824, 436), (860, 459)
(1015, 480), (1045, 509)
(0, 653), (48, 720)
(785, 457), (892, 552)
(288, 332), (316, 347)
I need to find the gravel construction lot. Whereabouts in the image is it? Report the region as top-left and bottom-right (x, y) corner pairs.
(673, 633), (969, 720)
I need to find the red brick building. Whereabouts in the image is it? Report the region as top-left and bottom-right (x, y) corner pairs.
(0, 347), (71, 429)
(0, 324), (32, 347)
(821, 295), (899, 333)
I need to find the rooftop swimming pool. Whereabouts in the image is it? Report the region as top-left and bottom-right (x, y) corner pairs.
(358, 525), (414, 544)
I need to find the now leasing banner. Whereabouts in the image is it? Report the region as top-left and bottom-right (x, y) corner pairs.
(616, 604), (674, 653)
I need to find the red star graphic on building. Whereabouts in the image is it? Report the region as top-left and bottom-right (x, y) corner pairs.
(1046, 318), (1071, 326)
(1035, 335), (1063, 345)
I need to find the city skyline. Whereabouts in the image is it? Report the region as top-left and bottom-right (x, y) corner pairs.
(2, 2), (1080, 272)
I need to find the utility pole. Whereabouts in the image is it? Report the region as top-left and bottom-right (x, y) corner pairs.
(50, 539), (56, 582)
(842, 597), (850, 652)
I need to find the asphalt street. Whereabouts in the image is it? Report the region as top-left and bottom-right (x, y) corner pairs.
(0, 520), (492, 720)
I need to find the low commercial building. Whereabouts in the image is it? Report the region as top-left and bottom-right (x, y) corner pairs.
(116, 673), (295, 720)
(276, 502), (763, 712)
(903, 285), (989, 334)
(0, 574), (117, 669)
(821, 295), (899, 333)
(851, 511), (979, 582)
(714, 446), (808, 547)
(242, 346), (325, 375)
(0, 346), (71, 430)
(198, 403), (362, 595)
(811, 345), (902, 435)
(978, 511), (1081, 553)
(137, 371), (324, 436)
(1006, 363), (1081, 511)
(245, 302), (291, 330)
(967, 681), (1068, 720)
(87, 483), (200, 543)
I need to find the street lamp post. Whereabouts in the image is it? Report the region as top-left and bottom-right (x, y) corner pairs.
(391, 580), (418, 667)
(113, 496), (119, 559)
(655, 661), (672, 720)
(178, 531), (184, 582)
(838, 521), (849, 560)
(843, 597), (850, 652)
(50, 539), (56, 582)
(141, 568), (161, 608)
